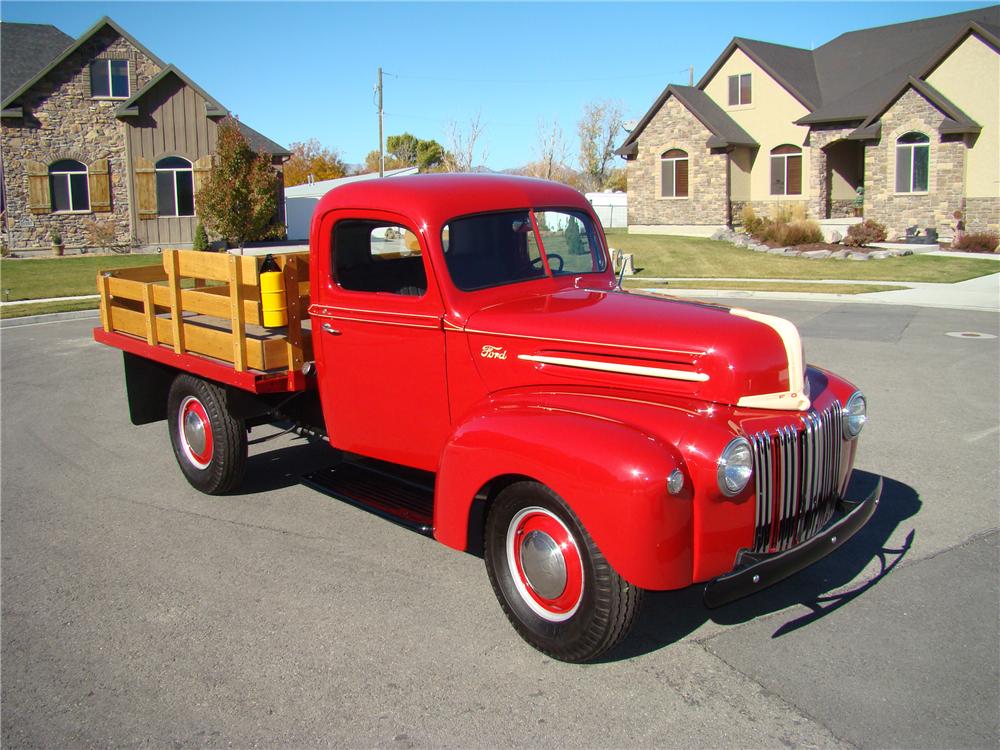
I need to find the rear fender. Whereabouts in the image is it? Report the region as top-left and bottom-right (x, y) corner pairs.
(434, 403), (695, 590)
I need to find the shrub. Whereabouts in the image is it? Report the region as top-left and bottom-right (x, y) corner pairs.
(954, 231), (999, 253)
(192, 222), (209, 251)
(780, 219), (823, 246)
(50, 229), (62, 245)
(844, 219), (888, 247)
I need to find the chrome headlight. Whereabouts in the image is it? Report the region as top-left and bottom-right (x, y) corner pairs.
(843, 391), (867, 439)
(717, 437), (753, 497)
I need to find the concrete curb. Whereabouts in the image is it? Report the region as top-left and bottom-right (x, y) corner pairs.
(1, 309), (101, 328)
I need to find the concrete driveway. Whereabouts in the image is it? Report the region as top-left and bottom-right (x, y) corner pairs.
(2, 303), (997, 748)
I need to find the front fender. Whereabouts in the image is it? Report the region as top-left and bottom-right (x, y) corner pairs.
(434, 401), (695, 590)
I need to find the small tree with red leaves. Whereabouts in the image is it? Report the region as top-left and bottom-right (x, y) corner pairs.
(196, 117), (278, 249)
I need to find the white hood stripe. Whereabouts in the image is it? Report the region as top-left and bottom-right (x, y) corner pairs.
(518, 354), (709, 383)
(730, 307), (810, 411)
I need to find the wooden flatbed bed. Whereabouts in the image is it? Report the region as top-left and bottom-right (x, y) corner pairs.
(94, 249), (313, 394)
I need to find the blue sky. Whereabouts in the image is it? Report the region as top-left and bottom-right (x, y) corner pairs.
(3, 1), (994, 170)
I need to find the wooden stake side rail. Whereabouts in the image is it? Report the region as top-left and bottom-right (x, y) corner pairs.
(96, 249), (312, 393)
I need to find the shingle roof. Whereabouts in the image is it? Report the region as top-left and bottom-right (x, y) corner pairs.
(238, 121), (291, 158)
(698, 37), (821, 111)
(615, 84), (757, 158)
(1, 22), (73, 102)
(116, 65), (227, 118)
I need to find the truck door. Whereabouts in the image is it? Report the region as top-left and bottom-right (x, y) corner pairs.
(309, 210), (450, 472)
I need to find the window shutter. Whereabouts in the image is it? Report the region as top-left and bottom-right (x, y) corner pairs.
(676, 158), (689, 197)
(134, 156), (158, 219)
(26, 160), (51, 214)
(89, 158), (112, 211)
(787, 155), (802, 195)
(193, 155), (213, 196)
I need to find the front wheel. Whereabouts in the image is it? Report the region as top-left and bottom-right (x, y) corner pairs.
(484, 481), (643, 662)
(167, 374), (247, 495)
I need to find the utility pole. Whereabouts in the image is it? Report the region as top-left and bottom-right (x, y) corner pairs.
(689, 66), (694, 86)
(377, 66), (384, 178)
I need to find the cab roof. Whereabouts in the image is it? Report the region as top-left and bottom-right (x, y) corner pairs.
(313, 173), (594, 227)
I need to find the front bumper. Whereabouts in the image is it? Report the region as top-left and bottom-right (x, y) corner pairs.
(703, 477), (882, 609)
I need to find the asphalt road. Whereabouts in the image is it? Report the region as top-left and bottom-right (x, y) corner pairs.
(2, 302), (998, 749)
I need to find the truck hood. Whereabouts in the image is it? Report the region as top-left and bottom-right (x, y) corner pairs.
(463, 289), (809, 410)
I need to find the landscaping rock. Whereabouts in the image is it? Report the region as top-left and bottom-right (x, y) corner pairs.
(849, 252), (869, 261)
(830, 230), (843, 243)
(733, 235), (749, 247)
(802, 249), (832, 259)
(830, 250), (851, 259)
(753, 244), (770, 253)
(869, 250), (892, 259)
(711, 228), (735, 242)
(767, 247), (788, 255)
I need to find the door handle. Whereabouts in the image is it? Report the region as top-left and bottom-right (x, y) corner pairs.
(321, 323), (341, 336)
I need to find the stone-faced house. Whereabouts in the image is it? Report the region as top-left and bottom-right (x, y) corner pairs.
(616, 6), (999, 239)
(1, 17), (290, 252)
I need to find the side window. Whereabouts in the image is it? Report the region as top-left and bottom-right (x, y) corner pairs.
(332, 220), (427, 296)
(49, 159), (90, 212)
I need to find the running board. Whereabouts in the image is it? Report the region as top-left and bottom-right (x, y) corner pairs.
(303, 459), (435, 536)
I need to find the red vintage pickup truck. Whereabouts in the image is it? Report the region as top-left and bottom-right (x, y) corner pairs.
(95, 174), (878, 662)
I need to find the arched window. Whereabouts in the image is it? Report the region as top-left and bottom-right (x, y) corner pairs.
(770, 145), (802, 196)
(660, 149), (689, 198)
(895, 132), (929, 193)
(49, 159), (90, 212)
(155, 156), (195, 217)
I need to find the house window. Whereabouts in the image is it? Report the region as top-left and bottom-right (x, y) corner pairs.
(660, 149), (689, 198)
(49, 159), (90, 212)
(155, 157), (195, 217)
(90, 59), (129, 98)
(895, 132), (929, 193)
(770, 145), (802, 195)
(728, 74), (751, 106)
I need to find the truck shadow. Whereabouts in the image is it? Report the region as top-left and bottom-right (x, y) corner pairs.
(239, 435), (339, 495)
(600, 470), (920, 662)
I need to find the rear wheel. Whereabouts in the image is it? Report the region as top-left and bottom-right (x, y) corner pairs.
(167, 375), (247, 495)
(484, 481), (643, 662)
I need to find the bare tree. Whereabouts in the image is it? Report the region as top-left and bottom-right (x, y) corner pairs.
(445, 112), (488, 172)
(530, 118), (567, 181)
(577, 99), (624, 192)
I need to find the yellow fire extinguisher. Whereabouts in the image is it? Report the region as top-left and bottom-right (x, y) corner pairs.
(259, 254), (287, 328)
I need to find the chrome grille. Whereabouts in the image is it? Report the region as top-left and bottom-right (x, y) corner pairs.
(749, 401), (843, 553)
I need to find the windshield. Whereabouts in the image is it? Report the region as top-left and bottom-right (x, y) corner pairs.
(442, 209), (607, 291)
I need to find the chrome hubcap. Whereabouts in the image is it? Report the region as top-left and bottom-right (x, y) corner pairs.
(520, 530), (567, 600)
(183, 409), (207, 456)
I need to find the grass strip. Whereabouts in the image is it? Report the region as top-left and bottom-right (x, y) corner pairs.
(605, 230), (998, 283)
(624, 281), (908, 294)
(1, 298), (100, 319)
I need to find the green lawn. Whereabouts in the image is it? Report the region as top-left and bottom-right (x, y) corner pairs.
(0, 254), (161, 301)
(606, 230), (998, 283)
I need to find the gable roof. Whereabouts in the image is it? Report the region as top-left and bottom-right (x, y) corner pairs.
(687, 5), (998, 129)
(1, 16), (166, 110)
(1, 22), (74, 102)
(615, 84), (757, 158)
(115, 64), (227, 118)
(800, 5), (999, 124)
(697, 37), (821, 111)
(850, 76), (981, 139)
(238, 121), (291, 158)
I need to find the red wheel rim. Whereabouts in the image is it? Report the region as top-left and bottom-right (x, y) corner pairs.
(506, 507), (584, 622)
(178, 396), (213, 469)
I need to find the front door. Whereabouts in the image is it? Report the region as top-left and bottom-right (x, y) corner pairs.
(309, 209), (450, 472)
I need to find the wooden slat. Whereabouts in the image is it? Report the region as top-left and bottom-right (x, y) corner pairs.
(228, 254), (248, 372)
(110, 306), (273, 371)
(174, 251), (259, 285)
(99, 274), (112, 332)
(150, 284), (261, 325)
(165, 250), (185, 354)
(142, 283), (158, 346)
(282, 255), (305, 373)
(107, 264), (168, 283)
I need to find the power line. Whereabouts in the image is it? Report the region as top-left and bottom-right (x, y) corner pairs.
(383, 68), (692, 86)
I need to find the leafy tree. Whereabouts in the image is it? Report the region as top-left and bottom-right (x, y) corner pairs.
(577, 100), (624, 192)
(196, 117), (279, 250)
(192, 222), (209, 251)
(384, 132), (447, 171)
(415, 139), (445, 171)
(283, 138), (348, 187)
